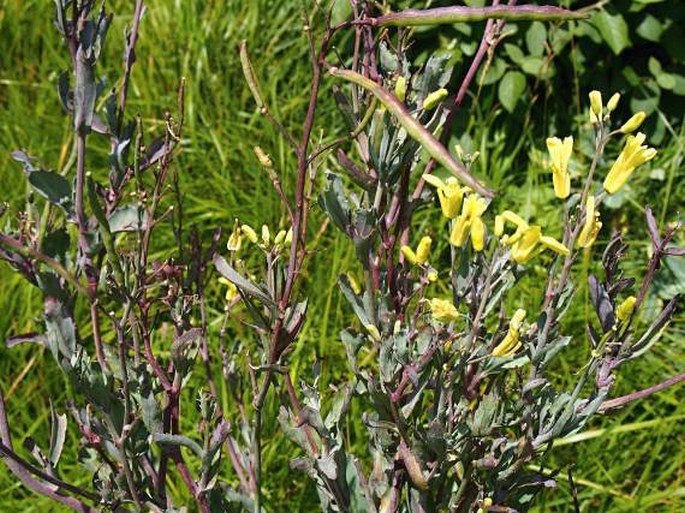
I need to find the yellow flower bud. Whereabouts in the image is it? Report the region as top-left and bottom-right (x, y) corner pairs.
(589, 90), (603, 119)
(607, 92), (621, 113)
(619, 111), (646, 134)
(616, 296), (637, 322)
(241, 224), (258, 244)
(423, 88), (448, 110)
(274, 229), (286, 245)
(395, 75), (407, 102)
(401, 236), (431, 265)
(428, 298), (459, 323)
(492, 309), (526, 357)
(427, 270), (438, 282)
(415, 236), (432, 264)
(365, 324), (381, 342)
(261, 224), (271, 246)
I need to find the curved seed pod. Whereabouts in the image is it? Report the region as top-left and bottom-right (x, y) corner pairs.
(330, 67), (493, 198)
(239, 40), (265, 109)
(374, 4), (585, 27)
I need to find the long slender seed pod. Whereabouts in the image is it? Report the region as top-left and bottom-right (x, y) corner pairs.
(374, 4), (585, 27)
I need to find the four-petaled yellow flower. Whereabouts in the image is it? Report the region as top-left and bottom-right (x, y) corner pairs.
(492, 309), (526, 357)
(577, 196), (602, 248)
(428, 298), (459, 323)
(401, 236), (432, 265)
(422, 174), (469, 219)
(603, 132), (657, 194)
(546, 136), (573, 199)
(495, 210), (569, 264)
(450, 195), (488, 251)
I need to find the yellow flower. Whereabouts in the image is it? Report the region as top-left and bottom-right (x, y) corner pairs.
(449, 195), (488, 251)
(619, 111), (646, 134)
(218, 277), (239, 302)
(401, 236), (432, 265)
(492, 309), (526, 357)
(607, 92), (621, 113)
(589, 90), (603, 121)
(603, 132), (657, 194)
(422, 174), (468, 219)
(496, 211), (569, 264)
(428, 298), (459, 323)
(616, 295), (637, 322)
(423, 88), (448, 110)
(577, 196), (602, 248)
(511, 225), (542, 264)
(546, 136), (573, 199)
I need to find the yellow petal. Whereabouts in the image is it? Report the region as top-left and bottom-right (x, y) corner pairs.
(470, 216), (486, 251)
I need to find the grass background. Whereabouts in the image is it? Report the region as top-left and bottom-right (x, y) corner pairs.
(0, 0), (683, 511)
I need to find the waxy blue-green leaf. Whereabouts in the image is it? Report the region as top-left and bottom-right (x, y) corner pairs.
(214, 254), (275, 307)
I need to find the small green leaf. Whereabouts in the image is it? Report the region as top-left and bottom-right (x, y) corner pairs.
(498, 70), (526, 113)
(592, 10), (630, 55)
(526, 22), (547, 57)
(648, 56), (662, 76)
(636, 15), (664, 42)
(504, 43), (525, 65)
